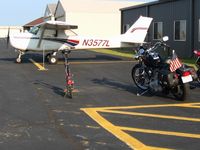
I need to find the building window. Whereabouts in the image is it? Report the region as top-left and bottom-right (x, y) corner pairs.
(174, 20), (186, 41)
(153, 22), (163, 40)
(123, 24), (130, 33)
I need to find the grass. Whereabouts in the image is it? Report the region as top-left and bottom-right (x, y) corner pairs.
(90, 48), (196, 67)
(90, 48), (134, 58)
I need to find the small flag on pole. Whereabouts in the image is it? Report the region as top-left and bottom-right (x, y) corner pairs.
(169, 50), (182, 72)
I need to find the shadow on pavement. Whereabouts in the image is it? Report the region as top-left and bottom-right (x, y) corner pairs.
(92, 77), (138, 94)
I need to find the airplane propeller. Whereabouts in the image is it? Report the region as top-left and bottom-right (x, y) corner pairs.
(6, 27), (10, 48)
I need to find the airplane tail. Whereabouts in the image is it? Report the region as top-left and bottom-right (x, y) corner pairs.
(121, 16), (153, 43)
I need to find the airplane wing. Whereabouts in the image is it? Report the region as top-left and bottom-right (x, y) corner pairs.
(37, 21), (78, 48)
(42, 21), (78, 30)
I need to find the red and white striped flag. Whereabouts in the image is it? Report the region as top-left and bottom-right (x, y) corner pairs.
(170, 50), (182, 72)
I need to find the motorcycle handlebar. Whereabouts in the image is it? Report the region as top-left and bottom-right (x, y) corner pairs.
(146, 41), (170, 53)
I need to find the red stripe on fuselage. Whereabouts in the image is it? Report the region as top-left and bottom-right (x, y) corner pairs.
(67, 39), (79, 44)
(131, 27), (148, 33)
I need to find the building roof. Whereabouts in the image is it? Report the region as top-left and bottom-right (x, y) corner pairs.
(120, 0), (178, 11)
(58, 0), (141, 13)
(47, 3), (57, 15)
(23, 17), (44, 27)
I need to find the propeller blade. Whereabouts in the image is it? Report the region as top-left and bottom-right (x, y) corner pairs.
(6, 27), (10, 48)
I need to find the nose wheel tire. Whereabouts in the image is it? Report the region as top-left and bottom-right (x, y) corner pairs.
(16, 58), (22, 63)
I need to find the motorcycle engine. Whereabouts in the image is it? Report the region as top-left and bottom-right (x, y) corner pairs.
(149, 71), (162, 92)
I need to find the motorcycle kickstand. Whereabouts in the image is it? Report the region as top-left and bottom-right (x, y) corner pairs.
(137, 89), (149, 96)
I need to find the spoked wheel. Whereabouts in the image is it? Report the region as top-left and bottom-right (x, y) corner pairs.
(171, 82), (189, 101)
(131, 64), (149, 90)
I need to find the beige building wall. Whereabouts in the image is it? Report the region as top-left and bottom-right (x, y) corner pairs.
(0, 26), (23, 38)
(54, 0), (141, 37)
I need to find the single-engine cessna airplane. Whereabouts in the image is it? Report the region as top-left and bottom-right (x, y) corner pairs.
(8, 16), (152, 64)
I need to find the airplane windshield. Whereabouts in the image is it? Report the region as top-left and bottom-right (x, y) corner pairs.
(29, 26), (40, 35)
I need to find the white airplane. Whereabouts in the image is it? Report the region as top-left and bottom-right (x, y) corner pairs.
(8, 16), (152, 64)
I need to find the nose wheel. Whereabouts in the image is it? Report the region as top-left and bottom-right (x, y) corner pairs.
(15, 51), (24, 63)
(16, 57), (22, 63)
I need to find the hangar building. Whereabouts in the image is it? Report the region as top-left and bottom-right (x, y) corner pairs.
(121, 0), (200, 58)
(0, 26), (23, 38)
(44, 3), (57, 21)
(53, 0), (140, 37)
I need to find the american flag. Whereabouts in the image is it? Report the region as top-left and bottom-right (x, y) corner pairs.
(169, 50), (182, 72)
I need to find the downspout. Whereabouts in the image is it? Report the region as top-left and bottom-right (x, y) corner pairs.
(189, 0), (194, 58)
(121, 10), (123, 34)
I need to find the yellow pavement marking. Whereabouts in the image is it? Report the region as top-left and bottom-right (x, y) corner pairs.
(100, 109), (200, 122)
(119, 126), (200, 139)
(29, 59), (47, 71)
(57, 60), (135, 65)
(87, 102), (200, 111)
(81, 102), (200, 150)
(82, 108), (167, 150)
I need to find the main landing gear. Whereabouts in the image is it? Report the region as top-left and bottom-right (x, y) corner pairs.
(46, 52), (58, 64)
(15, 50), (59, 64)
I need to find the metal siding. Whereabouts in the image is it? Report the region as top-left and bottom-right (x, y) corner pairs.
(171, 0), (191, 58)
(122, 0), (192, 57)
(194, 0), (200, 50)
(121, 7), (147, 33)
(148, 2), (173, 43)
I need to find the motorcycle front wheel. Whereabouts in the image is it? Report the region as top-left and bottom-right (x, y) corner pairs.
(131, 64), (149, 90)
(171, 82), (189, 101)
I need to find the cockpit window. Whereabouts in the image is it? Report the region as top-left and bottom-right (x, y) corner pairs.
(29, 26), (40, 35)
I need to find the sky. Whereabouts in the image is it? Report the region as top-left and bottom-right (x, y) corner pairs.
(0, 0), (155, 26)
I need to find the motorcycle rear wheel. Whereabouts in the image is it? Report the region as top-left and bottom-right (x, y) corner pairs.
(196, 69), (200, 83)
(171, 82), (189, 101)
(131, 64), (150, 90)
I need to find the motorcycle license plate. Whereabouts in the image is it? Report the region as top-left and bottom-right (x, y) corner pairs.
(181, 75), (193, 83)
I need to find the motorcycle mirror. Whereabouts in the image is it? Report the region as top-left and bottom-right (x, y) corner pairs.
(162, 36), (169, 42)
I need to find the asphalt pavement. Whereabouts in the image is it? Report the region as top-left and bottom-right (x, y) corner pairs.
(0, 39), (200, 150)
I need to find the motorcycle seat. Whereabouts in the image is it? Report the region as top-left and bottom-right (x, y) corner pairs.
(194, 50), (200, 56)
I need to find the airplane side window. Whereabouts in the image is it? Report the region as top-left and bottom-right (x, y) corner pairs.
(29, 26), (40, 35)
(44, 29), (56, 37)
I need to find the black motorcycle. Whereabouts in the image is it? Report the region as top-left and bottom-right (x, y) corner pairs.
(132, 36), (193, 101)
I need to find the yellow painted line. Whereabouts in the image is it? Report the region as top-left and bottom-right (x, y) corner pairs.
(119, 126), (200, 139)
(81, 108), (147, 149)
(82, 103), (200, 149)
(81, 108), (170, 150)
(87, 102), (200, 111)
(99, 109), (200, 122)
(29, 59), (47, 71)
(57, 60), (135, 65)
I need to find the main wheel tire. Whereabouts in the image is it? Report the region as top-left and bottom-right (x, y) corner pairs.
(131, 64), (149, 90)
(48, 56), (57, 64)
(45, 53), (51, 62)
(172, 82), (189, 101)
